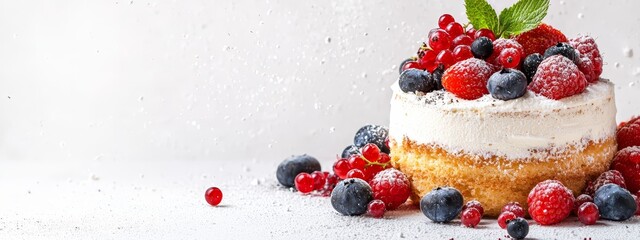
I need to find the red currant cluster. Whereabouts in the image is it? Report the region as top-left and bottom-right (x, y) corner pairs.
(295, 170), (340, 196)
(402, 14), (496, 72)
(332, 143), (392, 182)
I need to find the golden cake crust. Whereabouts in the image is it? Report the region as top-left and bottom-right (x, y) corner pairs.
(390, 137), (617, 217)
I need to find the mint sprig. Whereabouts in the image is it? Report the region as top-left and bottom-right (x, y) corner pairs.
(465, 0), (549, 38)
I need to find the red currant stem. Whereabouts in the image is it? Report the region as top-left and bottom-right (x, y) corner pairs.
(360, 156), (389, 168)
(462, 22), (471, 29)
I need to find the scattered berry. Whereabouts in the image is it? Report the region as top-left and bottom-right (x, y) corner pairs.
(367, 199), (386, 218)
(514, 23), (568, 56)
(498, 211), (517, 229)
(204, 187), (223, 206)
(527, 180), (574, 225)
(487, 68), (528, 100)
(474, 28), (495, 41)
(399, 68), (436, 93)
(452, 45), (473, 62)
(370, 168), (411, 210)
(445, 22), (464, 37)
(462, 200), (484, 216)
(501, 202), (525, 218)
(399, 59), (421, 74)
(353, 125), (390, 154)
(584, 170), (627, 196)
(470, 37), (493, 59)
(543, 42), (579, 63)
(331, 178), (374, 216)
(522, 53), (544, 83)
(420, 187), (464, 223)
(346, 169), (365, 180)
(333, 158), (351, 179)
(574, 194), (594, 215)
(436, 49), (455, 68)
(611, 146), (640, 193)
(452, 35), (473, 48)
(441, 58), (494, 100)
(578, 202), (600, 225)
(310, 171), (327, 190)
(276, 154), (321, 187)
(341, 145), (359, 158)
(506, 218), (529, 240)
(528, 55), (587, 100)
(438, 14), (455, 29)
(461, 207), (482, 228)
(294, 172), (315, 193)
(428, 29), (452, 52)
(569, 35), (602, 79)
(616, 116), (640, 150)
(498, 48), (521, 68)
(594, 183), (637, 221)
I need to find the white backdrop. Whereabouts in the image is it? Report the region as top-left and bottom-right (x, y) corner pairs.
(1, 0), (639, 163)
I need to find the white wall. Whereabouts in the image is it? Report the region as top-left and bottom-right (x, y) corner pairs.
(0, 0), (639, 163)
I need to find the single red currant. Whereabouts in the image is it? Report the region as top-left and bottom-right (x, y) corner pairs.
(461, 207), (482, 228)
(428, 29), (452, 52)
(474, 28), (496, 41)
(466, 28), (476, 38)
(361, 143), (381, 162)
(498, 211), (517, 229)
(310, 171), (326, 190)
(499, 48), (521, 68)
(462, 200), (484, 216)
(438, 14), (455, 29)
(452, 35), (473, 47)
(419, 50), (438, 72)
(333, 158), (351, 179)
(294, 172), (314, 193)
(205, 187), (223, 206)
(348, 155), (366, 170)
(574, 194), (594, 215)
(452, 45), (473, 62)
(436, 49), (455, 68)
(501, 202), (525, 218)
(445, 22), (464, 37)
(577, 202), (599, 225)
(346, 169), (365, 179)
(368, 199), (386, 218)
(378, 153), (391, 164)
(401, 61), (421, 72)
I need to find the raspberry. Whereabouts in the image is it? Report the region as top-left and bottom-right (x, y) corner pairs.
(611, 146), (640, 193)
(569, 35), (603, 79)
(514, 23), (568, 56)
(617, 116), (640, 150)
(498, 211), (517, 229)
(576, 55), (598, 83)
(501, 202), (525, 218)
(204, 187), (223, 206)
(527, 180), (575, 225)
(528, 55), (587, 100)
(460, 207), (481, 228)
(578, 202), (600, 225)
(462, 200), (484, 216)
(367, 199), (386, 218)
(573, 194), (594, 215)
(487, 38), (524, 66)
(441, 58), (494, 100)
(584, 170), (627, 196)
(369, 168), (411, 210)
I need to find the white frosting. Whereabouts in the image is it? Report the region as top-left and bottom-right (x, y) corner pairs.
(389, 80), (617, 160)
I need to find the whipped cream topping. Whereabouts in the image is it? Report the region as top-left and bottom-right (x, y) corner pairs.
(389, 79), (617, 160)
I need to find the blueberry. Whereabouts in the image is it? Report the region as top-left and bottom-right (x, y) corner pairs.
(398, 58), (414, 74)
(341, 145), (360, 158)
(487, 68), (528, 100)
(331, 178), (373, 216)
(353, 125), (390, 154)
(470, 36), (493, 59)
(594, 183), (637, 221)
(544, 42), (579, 63)
(399, 68), (435, 93)
(420, 187), (464, 223)
(507, 217), (529, 240)
(432, 64), (445, 90)
(522, 53), (544, 83)
(276, 154), (321, 187)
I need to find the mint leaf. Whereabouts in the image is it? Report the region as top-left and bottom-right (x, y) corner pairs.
(465, 0), (499, 34)
(498, 0), (549, 38)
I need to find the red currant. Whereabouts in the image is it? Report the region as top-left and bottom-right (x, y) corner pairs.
(378, 153), (391, 164)
(368, 199), (386, 218)
(333, 158), (350, 179)
(466, 28), (477, 38)
(204, 187), (223, 206)
(346, 169), (365, 179)
(435, 49), (455, 69)
(348, 155), (366, 170)
(577, 202), (599, 225)
(474, 28), (496, 41)
(462, 200), (484, 216)
(320, 173), (340, 197)
(438, 14), (455, 29)
(498, 211), (517, 229)
(498, 48), (521, 68)
(461, 207), (482, 228)
(310, 171), (326, 190)
(294, 172), (314, 193)
(428, 29), (452, 52)
(445, 22), (464, 38)
(574, 194), (594, 215)
(363, 164), (383, 181)
(401, 61), (421, 72)
(452, 45), (473, 62)
(361, 143), (381, 162)
(452, 35), (473, 47)
(419, 50), (438, 72)
(501, 202), (525, 218)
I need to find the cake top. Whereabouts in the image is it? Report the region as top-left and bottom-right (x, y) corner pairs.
(397, 0), (603, 102)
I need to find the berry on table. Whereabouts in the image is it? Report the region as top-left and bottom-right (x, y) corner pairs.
(461, 207), (482, 228)
(611, 146), (640, 193)
(594, 183), (637, 221)
(205, 187), (223, 206)
(436, 49), (455, 68)
(399, 69), (436, 94)
(341, 145), (360, 158)
(399, 59), (421, 74)
(514, 23), (568, 56)
(487, 68), (528, 100)
(353, 125), (390, 154)
(333, 158), (351, 179)
(616, 116), (640, 150)
(522, 53), (544, 83)
(574, 194), (594, 215)
(294, 172), (315, 193)
(528, 55), (587, 100)
(452, 45), (473, 62)
(506, 218), (529, 240)
(584, 170), (627, 196)
(445, 22), (464, 37)
(276, 154), (321, 187)
(420, 187), (464, 223)
(331, 178), (374, 216)
(462, 200), (484, 216)
(569, 35), (603, 78)
(452, 35), (473, 48)
(370, 168), (411, 210)
(367, 199), (386, 218)
(543, 42), (579, 63)
(498, 48), (521, 68)
(441, 58), (494, 100)
(474, 28), (495, 41)
(361, 143), (381, 162)
(438, 14), (455, 29)
(470, 37), (493, 59)
(501, 202), (525, 218)
(428, 29), (452, 52)
(498, 211), (517, 229)
(578, 202), (599, 225)
(527, 180), (574, 225)
(346, 169), (365, 180)
(310, 171), (327, 191)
